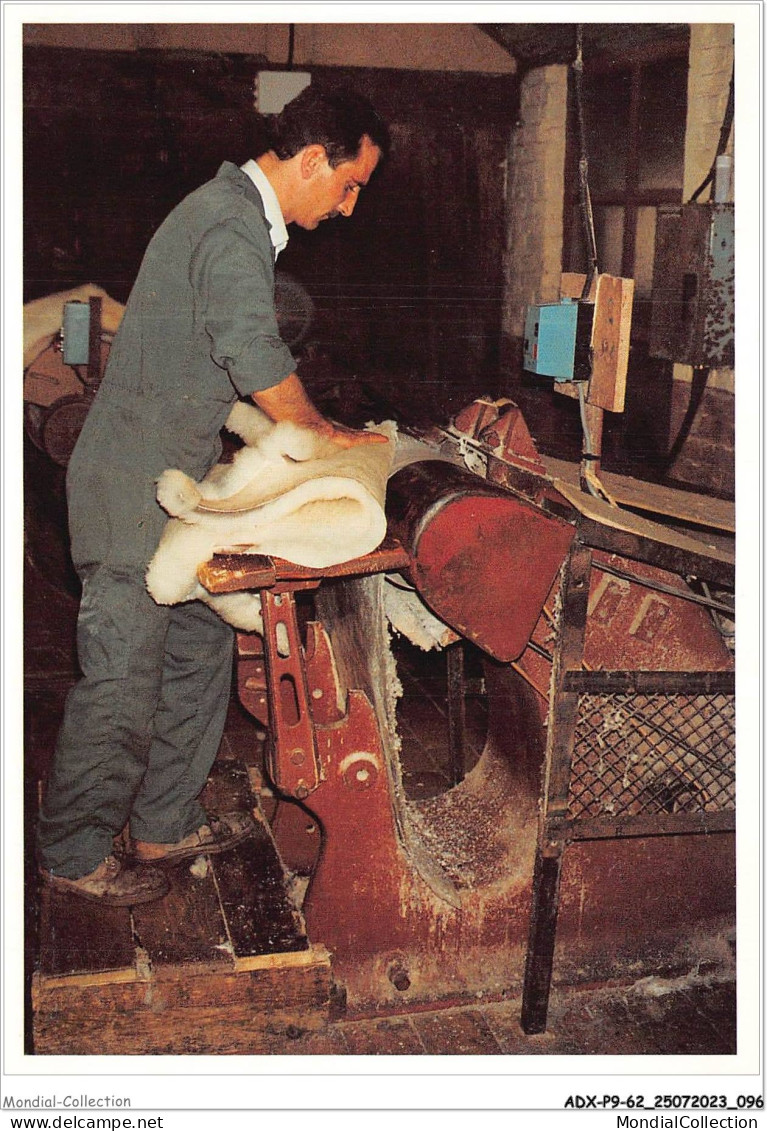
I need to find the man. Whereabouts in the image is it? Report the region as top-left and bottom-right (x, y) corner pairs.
(37, 84), (391, 905)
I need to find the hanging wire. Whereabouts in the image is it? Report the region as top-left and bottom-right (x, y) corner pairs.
(577, 380), (594, 450)
(571, 26), (619, 505)
(572, 25), (600, 299)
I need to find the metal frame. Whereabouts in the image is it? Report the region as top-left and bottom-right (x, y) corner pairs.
(521, 539), (735, 1035)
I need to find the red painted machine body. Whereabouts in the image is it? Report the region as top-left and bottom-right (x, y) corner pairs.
(386, 461), (575, 662)
(204, 398), (735, 1018)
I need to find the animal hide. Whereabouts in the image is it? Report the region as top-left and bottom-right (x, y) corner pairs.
(146, 400), (396, 631)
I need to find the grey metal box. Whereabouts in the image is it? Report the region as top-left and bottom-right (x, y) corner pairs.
(648, 203), (734, 368)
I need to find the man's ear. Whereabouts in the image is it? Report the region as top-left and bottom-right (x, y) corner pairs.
(299, 144), (329, 179)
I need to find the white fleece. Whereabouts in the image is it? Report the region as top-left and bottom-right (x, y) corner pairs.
(146, 401), (396, 630)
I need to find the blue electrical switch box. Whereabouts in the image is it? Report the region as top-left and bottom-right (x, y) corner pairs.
(523, 299), (593, 382)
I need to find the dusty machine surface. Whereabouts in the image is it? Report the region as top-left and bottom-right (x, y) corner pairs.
(30, 393), (735, 1053)
(201, 397), (735, 1024)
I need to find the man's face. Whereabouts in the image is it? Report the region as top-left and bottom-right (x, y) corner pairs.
(296, 134), (382, 230)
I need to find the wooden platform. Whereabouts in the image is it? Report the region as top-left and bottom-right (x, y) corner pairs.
(32, 763), (333, 1055)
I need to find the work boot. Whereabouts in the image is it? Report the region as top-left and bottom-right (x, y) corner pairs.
(132, 811), (255, 866)
(40, 855), (170, 906)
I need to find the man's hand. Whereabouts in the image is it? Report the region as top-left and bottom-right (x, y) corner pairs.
(253, 373), (389, 450)
(311, 418), (390, 449)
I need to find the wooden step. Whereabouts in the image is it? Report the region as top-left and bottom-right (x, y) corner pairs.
(32, 764), (332, 1054)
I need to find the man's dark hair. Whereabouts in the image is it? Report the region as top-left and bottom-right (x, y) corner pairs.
(267, 83), (391, 167)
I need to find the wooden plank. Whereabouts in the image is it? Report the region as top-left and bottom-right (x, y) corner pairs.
(550, 478), (734, 577)
(130, 862), (232, 970)
(233, 944), (331, 974)
(202, 757), (257, 814)
(589, 274), (634, 412)
(32, 951), (333, 1054)
(199, 537), (410, 595)
(37, 885), (135, 978)
(33, 967), (140, 992)
(560, 271), (597, 302)
(577, 522), (734, 589)
(131, 760), (307, 966)
(554, 274), (634, 411)
(131, 758), (273, 968)
(542, 455), (735, 533)
(211, 816), (309, 959)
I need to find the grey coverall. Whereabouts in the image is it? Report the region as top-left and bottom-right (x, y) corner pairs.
(37, 163), (296, 878)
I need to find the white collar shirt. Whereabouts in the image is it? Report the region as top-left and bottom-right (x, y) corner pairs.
(240, 158), (289, 259)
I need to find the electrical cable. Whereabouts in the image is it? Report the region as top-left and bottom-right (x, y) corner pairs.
(593, 558), (735, 616)
(572, 25), (599, 300)
(659, 364), (711, 472)
(570, 26), (621, 509)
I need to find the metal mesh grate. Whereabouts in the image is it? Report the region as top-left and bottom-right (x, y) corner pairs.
(568, 693), (735, 819)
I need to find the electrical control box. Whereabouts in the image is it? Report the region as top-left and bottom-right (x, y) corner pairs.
(523, 299), (594, 382)
(61, 301), (91, 366)
(649, 203), (734, 368)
